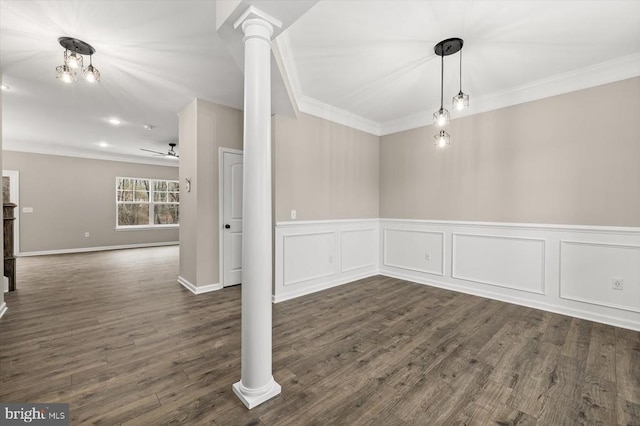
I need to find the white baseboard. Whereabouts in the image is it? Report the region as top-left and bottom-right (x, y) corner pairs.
(18, 241), (179, 257)
(380, 270), (639, 332)
(177, 276), (222, 295)
(0, 302), (7, 320)
(273, 270), (377, 303)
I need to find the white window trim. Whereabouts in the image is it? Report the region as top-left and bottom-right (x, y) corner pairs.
(116, 176), (179, 229)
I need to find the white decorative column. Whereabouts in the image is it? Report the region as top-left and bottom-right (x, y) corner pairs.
(232, 7), (282, 409)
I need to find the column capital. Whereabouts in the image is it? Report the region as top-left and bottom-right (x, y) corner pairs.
(233, 5), (282, 34)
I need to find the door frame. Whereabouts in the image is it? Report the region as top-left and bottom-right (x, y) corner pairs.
(3, 170), (20, 255)
(218, 147), (243, 288)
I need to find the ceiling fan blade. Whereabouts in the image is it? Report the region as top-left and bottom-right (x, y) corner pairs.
(140, 148), (165, 155)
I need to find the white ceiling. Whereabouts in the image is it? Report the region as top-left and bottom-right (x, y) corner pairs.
(1, 0), (639, 163)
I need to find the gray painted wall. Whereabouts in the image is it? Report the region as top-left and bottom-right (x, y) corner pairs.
(273, 113), (380, 222)
(3, 151), (179, 253)
(380, 77), (640, 227)
(178, 99), (243, 287)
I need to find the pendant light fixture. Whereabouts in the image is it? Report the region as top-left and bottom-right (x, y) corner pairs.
(432, 37), (466, 148)
(434, 129), (450, 148)
(433, 42), (450, 127)
(453, 47), (469, 111)
(56, 37), (100, 84)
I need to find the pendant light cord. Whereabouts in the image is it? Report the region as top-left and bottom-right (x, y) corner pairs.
(459, 49), (462, 92)
(440, 52), (444, 109)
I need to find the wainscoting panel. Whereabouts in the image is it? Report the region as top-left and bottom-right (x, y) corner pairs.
(383, 229), (444, 275)
(379, 219), (640, 331)
(560, 241), (640, 313)
(274, 220), (379, 302)
(452, 233), (545, 294)
(341, 228), (377, 273)
(283, 232), (335, 287)
(274, 218), (639, 330)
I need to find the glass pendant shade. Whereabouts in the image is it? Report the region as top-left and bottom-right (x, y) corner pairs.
(65, 51), (83, 70)
(84, 64), (100, 83)
(433, 107), (450, 127)
(434, 130), (451, 148)
(453, 91), (469, 111)
(56, 64), (76, 84)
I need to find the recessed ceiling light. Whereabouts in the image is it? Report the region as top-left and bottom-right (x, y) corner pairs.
(99, 141), (109, 148)
(0, 84), (10, 91)
(108, 117), (121, 125)
(144, 124), (153, 131)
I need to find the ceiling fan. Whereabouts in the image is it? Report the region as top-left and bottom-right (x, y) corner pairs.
(140, 142), (179, 159)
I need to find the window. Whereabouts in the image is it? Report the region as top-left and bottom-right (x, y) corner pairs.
(116, 177), (179, 228)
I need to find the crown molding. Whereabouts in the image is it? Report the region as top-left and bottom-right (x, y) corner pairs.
(3, 140), (179, 167)
(380, 52), (640, 135)
(296, 94), (381, 136)
(275, 31), (381, 136)
(275, 32), (639, 137)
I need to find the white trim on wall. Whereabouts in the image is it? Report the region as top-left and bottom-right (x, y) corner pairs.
(177, 276), (222, 295)
(274, 219), (379, 303)
(18, 241), (179, 257)
(273, 218), (640, 331)
(451, 233), (546, 295)
(379, 219), (640, 331)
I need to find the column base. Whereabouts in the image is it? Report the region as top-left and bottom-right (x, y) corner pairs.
(232, 378), (282, 409)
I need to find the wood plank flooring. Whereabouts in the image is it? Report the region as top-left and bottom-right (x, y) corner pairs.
(1, 246), (638, 425)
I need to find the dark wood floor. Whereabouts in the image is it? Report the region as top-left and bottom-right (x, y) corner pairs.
(1, 246), (638, 425)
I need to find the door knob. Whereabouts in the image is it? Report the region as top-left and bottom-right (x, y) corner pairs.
(225, 224), (231, 229)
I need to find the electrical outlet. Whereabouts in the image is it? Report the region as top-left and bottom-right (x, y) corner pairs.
(85, 232), (90, 238)
(291, 209), (297, 220)
(425, 252), (431, 261)
(612, 279), (623, 290)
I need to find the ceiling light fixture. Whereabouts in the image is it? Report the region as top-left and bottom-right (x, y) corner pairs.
(56, 37), (100, 84)
(433, 37), (467, 148)
(453, 47), (469, 111)
(108, 117), (121, 125)
(0, 84), (10, 91)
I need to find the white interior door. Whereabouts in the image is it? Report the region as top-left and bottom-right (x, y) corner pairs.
(222, 151), (243, 287)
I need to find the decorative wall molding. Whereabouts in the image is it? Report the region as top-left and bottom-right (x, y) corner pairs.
(274, 218), (639, 330)
(283, 231), (336, 286)
(383, 228), (444, 275)
(451, 233), (546, 295)
(379, 53), (640, 135)
(177, 276), (223, 295)
(18, 241), (179, 257)
(559, 240), (640, 313)
(379, 219), (640, 331)
(341, 228), (378, 273)
(3, 144), (179, 167)
(274, 219), (379, 302)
